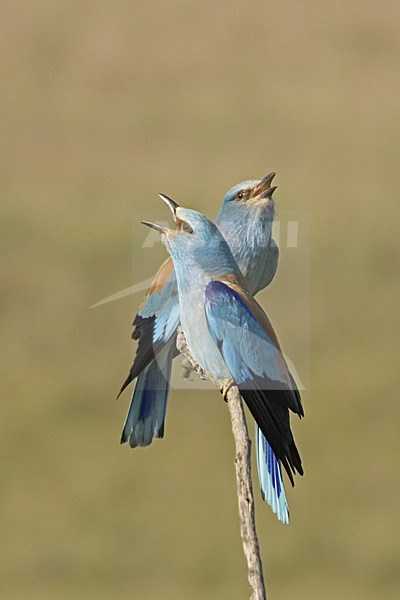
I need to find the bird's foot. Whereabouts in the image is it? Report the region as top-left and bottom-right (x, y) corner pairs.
(197, 366), (208, 380)
(220, 378), (235, 402)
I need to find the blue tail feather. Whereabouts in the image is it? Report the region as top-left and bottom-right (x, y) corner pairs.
(255, 424), (289, 524)
(121, 341), (174, 448)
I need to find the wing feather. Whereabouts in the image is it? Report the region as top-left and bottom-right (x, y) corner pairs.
(118, 258), (179, 397)
(204, 280), (303, 484)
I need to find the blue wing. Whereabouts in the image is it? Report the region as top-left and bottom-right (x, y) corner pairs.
(118, 258), (179, 397)
(204, 280), (303, 485)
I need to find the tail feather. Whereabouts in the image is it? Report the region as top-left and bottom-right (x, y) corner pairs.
(256, 424), (289, 524)
(240, 385), (303, 485)
(120, 341), (174, 447)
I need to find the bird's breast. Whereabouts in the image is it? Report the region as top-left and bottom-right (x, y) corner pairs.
(179, 288), (231, 380)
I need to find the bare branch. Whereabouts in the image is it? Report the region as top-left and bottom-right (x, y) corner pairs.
(176, 328), (266, 600)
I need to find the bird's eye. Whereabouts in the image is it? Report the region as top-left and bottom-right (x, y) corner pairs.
(182, 221), (193, 234)
(237, 191), (244, 200)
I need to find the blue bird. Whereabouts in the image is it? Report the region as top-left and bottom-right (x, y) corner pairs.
(119, 174), (291, 521)
(142, 197), (304, 520)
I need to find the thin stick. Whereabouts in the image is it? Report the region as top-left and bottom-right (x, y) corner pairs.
(176, 329), (266, 600)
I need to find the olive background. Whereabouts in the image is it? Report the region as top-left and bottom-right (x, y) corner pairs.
(1, 2), (399, 599)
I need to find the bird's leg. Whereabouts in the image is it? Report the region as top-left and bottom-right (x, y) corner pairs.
(220, 378), (235, 402)
(197, 366), (208, 381)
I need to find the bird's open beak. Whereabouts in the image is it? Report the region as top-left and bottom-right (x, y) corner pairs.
(141, 221), (173, 235)
(250, 171), (277, 199)
(157, 193), (179, 221)
(141, 192), (181, 235)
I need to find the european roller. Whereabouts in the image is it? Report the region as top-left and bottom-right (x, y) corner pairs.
(119, 174), (294, 522)
(142, 196), (304, 521)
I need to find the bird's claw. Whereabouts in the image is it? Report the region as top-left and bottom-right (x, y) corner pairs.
(220, 378), (234, 402)
(197, 367), (208, 380)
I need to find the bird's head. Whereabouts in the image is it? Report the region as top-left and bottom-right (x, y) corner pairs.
(143, 194), (223, 248)
(220, 171), (277, 217)
(142, 195), (240, 277)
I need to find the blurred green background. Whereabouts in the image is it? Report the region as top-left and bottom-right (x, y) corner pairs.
(1, 1), (399, 599)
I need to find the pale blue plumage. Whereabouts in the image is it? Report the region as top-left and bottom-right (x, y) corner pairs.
(204, 281), (284, 386)
(138, 269), (178, 320)
(256, 425), (289, 524)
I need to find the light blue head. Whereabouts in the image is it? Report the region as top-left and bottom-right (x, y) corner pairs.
(142, 195), (242, 288)
(217, 171), (277, 225)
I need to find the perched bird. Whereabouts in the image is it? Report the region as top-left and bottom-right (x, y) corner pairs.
(119, 174), (291, 521)
(142, 197), (304, 521)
